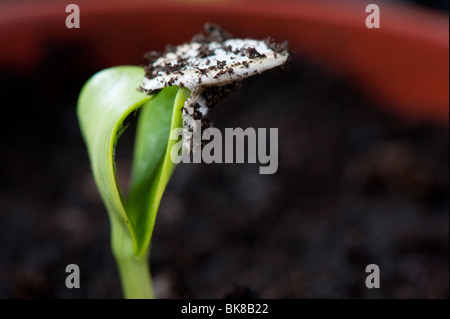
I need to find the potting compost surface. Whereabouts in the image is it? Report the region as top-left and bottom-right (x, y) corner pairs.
(0, 44), (448, 298)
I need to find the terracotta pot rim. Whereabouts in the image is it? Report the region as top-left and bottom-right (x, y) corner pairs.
(1, 0), (448, 123)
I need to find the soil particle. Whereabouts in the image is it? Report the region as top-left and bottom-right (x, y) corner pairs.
(191, 23), (232, 43)
(244, 47), (265, 59)
(202, 82), (241, 108)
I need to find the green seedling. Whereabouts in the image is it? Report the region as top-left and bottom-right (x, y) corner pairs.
(77, 25), (289, 298)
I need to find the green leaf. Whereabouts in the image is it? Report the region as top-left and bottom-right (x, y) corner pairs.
(77, 65), (189, 260)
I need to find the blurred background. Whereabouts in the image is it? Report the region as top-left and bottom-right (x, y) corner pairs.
(0, 0), (448, 298)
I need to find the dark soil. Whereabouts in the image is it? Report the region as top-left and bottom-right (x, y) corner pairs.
(0, 44), (448, 299)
